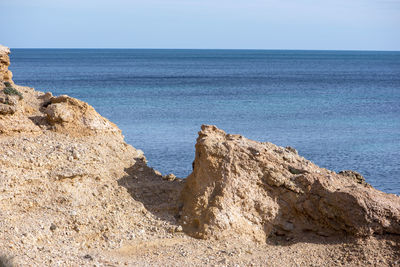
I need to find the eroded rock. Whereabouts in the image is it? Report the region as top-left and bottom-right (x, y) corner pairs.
(181, 125), (400, 242)
(0, 45), (184, 266)
(45, 103), (74, 123)
(43, 95), (120, 135)
(0, 46), (21, 115)
(0, 103), (17, 115)
(0, 45), (13, 87)
(338, 170), (370, 186)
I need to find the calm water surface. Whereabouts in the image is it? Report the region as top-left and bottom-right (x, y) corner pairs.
(9, 49), (400, 194)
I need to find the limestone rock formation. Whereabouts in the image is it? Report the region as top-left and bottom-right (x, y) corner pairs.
(0, 46), (184, 266)
(0, 46), (121, 136)
(0, 45), (13, 87)
(43, 94), (120, 135)
(0, 46), (18, 116)
(181, 125), (400, 242)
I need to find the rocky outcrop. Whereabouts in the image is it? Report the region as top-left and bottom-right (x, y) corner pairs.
(181, 125), (400, 242)
(0, 46), (184, 266)
(42, 93), (120, 135)
(0, 45), (19, 116)
(338, 170), (370, 186)
(0, 45), (13, 87)
(0, 46), (122, 136)
(0, 47), (39, 133)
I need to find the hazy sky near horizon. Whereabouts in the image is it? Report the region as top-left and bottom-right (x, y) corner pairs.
(1, 0), (399, 50)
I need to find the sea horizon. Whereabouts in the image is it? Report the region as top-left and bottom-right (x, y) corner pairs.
(9, 47), (400, 52)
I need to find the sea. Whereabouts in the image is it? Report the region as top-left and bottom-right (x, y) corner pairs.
(9, 49), (400, 195)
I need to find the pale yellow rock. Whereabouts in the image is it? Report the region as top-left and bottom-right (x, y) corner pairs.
(0, 45), (184, 266)
(181, 125), (400, 242)
(45, 103), (74, 122)
(0, 45), (12, 85)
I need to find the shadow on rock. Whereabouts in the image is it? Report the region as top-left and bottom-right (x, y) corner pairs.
(28, 115), (49, 128)
(117, 158), (185, 226)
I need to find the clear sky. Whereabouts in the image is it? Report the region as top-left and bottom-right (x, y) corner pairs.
(1, 0), (399, 50)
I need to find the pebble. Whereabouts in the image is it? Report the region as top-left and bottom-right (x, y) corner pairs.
(72, 150), (80, 159)
(83, 254), (93, 260)
(50, 223), (57, 231)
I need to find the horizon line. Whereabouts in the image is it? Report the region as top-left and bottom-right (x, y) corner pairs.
(7, 47), (400, 52)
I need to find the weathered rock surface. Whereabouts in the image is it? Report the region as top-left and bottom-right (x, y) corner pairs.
(338, 170), (370, 186)
(181, 125), (400, 242)
(43, 94), (120, 135)
(0, 46), (13, 87)
(0, 46), (184, 266)
(0, 46), (19, 116)
(0, 46), (120, 136)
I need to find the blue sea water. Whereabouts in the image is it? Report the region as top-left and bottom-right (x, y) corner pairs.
(9, 49), (400, 195)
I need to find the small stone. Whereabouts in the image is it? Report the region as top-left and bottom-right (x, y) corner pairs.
(45, 103), (73, 123)
(285, 146), (298, 154)
(83, 254), (93, 260)
(72, 150), (80, 159)
(134, 149), (145, 159)
(42, 92), (53, 101)
(288, 166), (308, 175)
(0, 103), (17, 115)
(50, 223), (57, 231)
(163, 173), (176, 181)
